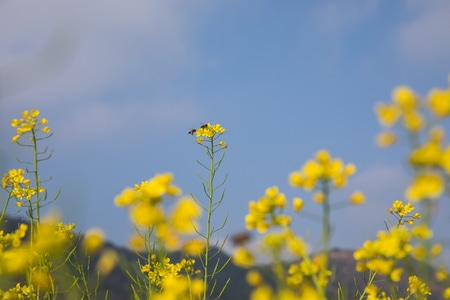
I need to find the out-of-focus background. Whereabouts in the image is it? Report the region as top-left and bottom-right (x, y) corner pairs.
(1, 0), (450, 253)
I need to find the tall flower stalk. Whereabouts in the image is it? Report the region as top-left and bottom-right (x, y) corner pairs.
(289, 150), (363, 268)
(190, 123), (230, 300)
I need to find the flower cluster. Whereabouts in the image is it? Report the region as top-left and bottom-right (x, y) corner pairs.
(10, 109), (50, 143)
(354, 226), (412, 281)
(375, 85), (450, 202)
(289, 150), (357, 192)
(114, 173), (203, 252)
(140, 254), (199, 288)
(0, 218), (75, 276)
(151, 276), (205, 300)
(0, 283), (36, 299)
(192, 123), (227, 148)
(245, 186), (299, 233)
(388, 200), (421, 226)
(2, 169), (44, 206)
(354, 200), (438, 287)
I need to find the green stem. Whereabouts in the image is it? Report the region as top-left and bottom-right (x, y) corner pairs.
(202, 138), (215, 300)
(0, 191), (13, 224)
(321, 180), (331, 268)
(31, 129), (41, 224)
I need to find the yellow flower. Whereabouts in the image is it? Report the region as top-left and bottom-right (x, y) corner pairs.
(409, 141), (442, 166)
(83, 228), (105, 255)
(250, 285), (273, 300)
(431, 243), (443, 256)
(130, 202), (164, 227)
(288, 172), (304, 187)
(392, 86), (418, 111)
(407, 276), (431, 296)
(246, 270), (263, 286)
(444, 287), (450, 299)
(114, 187), (139, 207)
(232, 247), (254, 268)
(170, 197), (201, 234)
(390, 267), (403, 282)
(349, 191), (365, 205)
(96, 249), (119, 276)
(405, 172), (444, 201)
(292, 197), (304, 212)
(316, 150), (331, 164)
(402, 111), (425, 132)
(375, 103), (400, 127)
(183, 239), (205, 256)
(195, 123), (226, 138)
(436, 268), (448, 281)
(428, 87), (450, 118)
(376, 131), (397, 147)
(128, 234), (145, 251)
(411, 224), (433, 239)
(313, 192), (325, 204)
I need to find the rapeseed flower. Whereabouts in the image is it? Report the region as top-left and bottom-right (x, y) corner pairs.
(83, 228), (105, 255)
(289, 150), (357, 190)
(428, 87), (450, 118)
(349, 191), (365, 205)
(405, 172), (444, 201)
(10, 109), (51, 142)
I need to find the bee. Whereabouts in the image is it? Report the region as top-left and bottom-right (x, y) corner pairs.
(199, 123), (208, 129)
(188, 129), (196, 135)
(230, 232), (252, 247)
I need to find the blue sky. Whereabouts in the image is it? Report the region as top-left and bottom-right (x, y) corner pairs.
(1, 0), (450, 254)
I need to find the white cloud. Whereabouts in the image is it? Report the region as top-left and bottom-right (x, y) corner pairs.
(396, 0), (450, 64)
(0, 0), (211, 147)
(0, 0), (207, 105)
(314, 0), (381, 36)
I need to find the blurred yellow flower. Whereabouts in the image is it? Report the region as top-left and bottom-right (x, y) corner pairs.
(83, 228), (105, 255)
(232, 247), (254, 268)
(349, 191), (365, 205)
(428, 87), (450, 118)
(405, 172), (444, 201)
(292, 197), (304, 212)
(170, 197), (201, 234)
(376, 131), (397, 147)
(375, 103), (400, 127)
(392, 86), (418, 112)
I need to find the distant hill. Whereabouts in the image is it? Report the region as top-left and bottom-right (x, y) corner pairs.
(1, 216), (447, 299)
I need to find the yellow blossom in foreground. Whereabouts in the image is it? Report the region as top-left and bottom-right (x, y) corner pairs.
(444, 287), (450, 299)
(246, 270), (263, 286)
(405, 172), (444, 201)
(182, 239), (205, 256)
(96, 249), (119, 276)
(407, 276), (431, 297)
(114, 187), (139, 207)
(83, 228), (105, 255)
(170, 197), (201, 234)
(250, 285), (273, 300)
(232, 247), (254, 268)
(428, 87), (450, 118)
(292, 197), (304, 212)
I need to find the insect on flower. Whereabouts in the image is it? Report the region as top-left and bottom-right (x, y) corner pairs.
(188, 129), (196, 135)
(200, 123), (209, 129)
